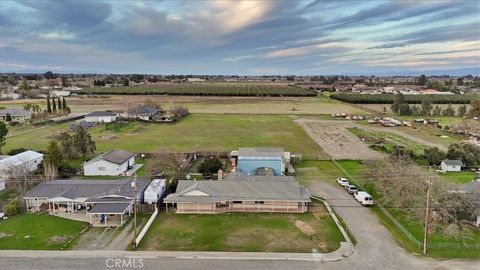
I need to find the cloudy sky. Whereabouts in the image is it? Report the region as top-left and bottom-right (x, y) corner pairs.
(0, 0), (479, 75)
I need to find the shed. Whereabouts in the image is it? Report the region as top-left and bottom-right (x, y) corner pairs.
(440, 160), (463, 172)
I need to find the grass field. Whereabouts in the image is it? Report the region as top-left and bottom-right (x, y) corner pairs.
(0, 214), (88, 250)
(439, 171), (477, 184)
(5, 114), (328, 159)
(78, 82), (316, 97)
(138, 205), (344, 252)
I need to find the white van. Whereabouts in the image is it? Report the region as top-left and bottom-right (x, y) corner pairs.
(354, 191), (374, 206)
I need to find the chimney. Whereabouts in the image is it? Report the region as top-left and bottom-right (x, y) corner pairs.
(218, 169), (223, 181)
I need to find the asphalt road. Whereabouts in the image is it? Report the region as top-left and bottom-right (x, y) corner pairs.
(1, 180), (479, 270)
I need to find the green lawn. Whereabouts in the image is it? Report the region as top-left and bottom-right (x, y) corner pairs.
(439, 171), (477, 184)
(295, 159), (363, 186)
(0, 214), (89, 250)
(5, 114), (327, 159)
(138, 206), (344, 253)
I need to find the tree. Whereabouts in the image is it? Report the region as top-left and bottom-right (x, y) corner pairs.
(44, 140), (63, 180)
(46, 96), (52, 113)
(44, 71), (56, 79)
(417, 74), (428, 86)
(424, 147), (446, 166)
(23, 103), (32, 112)
(62, 97), (67, 110)
(5, 113), (12, 122)
(123, 78), (129, 86)
(447, 143), (480, 166)
(467, 98), (480, 118)
(390, 93), (405, 114)
(57, 97), (62, 110)
(398, 103), (411, 116)
(54, 132), (77, 160)
(198, 157), (223, 175)
(458, 105), (467, 117)
(73, 126), (96, 157)
(21, 78), (29, 90)
(420, 97), (433, 116)
(457, 77), (464, 86)
(432, 105), (442, 116)
(0, 122), (8, 154)
(52, 98), (57, 113)
(61, 77), (68, 87)
(442, 104), (455, 116)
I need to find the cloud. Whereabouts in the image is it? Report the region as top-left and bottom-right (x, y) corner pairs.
(265, 42), (354, 59)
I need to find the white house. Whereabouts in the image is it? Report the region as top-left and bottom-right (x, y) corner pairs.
(84, 149), (136, 176)
(50, 90), (71, 97)
(0, 150), (44, 191)
(0, 109), (32, 122)
(84, 111), (118, 123)
(440, 159), (463, 172)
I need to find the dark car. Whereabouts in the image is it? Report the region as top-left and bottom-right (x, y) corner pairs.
(345, 184), (358, 195)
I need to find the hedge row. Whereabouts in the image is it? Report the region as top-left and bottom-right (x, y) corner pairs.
(330, 93), (478, 104)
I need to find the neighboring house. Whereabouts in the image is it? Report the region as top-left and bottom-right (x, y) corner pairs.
(126, 105), (161, 121)
(0, 108), (32, 122)
(164, 176), (311, 214)
(84, 149), (138, 176)
(440, 159), (463, 172)
(459, 179), (480, 227)
(23, 177), (149, 226)
(232, 147), (291, 176)
(50, 90), (71, 97)
(84, 111), (118, 123)
(0, 150), (43, 191)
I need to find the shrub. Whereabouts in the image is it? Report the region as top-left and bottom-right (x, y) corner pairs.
(3, 197), (21, 216)
(198, 157), (223, 175)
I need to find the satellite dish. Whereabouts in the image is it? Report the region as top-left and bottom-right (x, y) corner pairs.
(186, 174), (191, 180)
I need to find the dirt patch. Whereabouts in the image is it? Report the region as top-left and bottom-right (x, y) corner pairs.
(295, 220), (315, 236)
(48, 235), (68, 244)
(296, 119), (384, 160)
(0, 232), (12, 239)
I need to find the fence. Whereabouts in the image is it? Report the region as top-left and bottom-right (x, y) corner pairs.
(134, 207), (158, 247)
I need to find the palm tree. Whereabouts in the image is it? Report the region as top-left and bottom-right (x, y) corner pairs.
(32, 104), (41, 112)
(23, 103), (32, 112)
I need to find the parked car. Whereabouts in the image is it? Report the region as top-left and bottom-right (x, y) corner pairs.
(337, 177), (349, 186)
(345, 185), (358, 195)
(354, 191), (374, 206)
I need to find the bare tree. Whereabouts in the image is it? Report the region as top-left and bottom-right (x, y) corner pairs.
(2, 156), (40, 193)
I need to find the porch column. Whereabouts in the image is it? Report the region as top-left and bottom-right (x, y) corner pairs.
(272, 200), (275, 213)
(121, 214), (123, 226)
(89, 214), (92, 225)
(287, 201), (289, 213)
(197, 202), (199, 214)
(301, 202), (304, 212)
(25, 199), (29, 211)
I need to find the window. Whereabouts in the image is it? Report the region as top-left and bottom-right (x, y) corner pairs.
(254, 201), (264, 204)
(232, 201), (242, 204)
(98, 167), (106, 171)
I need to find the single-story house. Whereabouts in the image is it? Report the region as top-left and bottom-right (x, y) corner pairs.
(0, 150), (43, 191)
(0, 108), (32, 122)
(125, 105), (161, 121)
(231, 147), (291, 176)
(164, 176), (311, 214)
(50, 90), (71, 97)
(84, 111), (118, 123)
(84, 149), (137, 176)
(459, 179), (480, 227)
(24, 177), (149, 226)
(440, 159), (463, 172)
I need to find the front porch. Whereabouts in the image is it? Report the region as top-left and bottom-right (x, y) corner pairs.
(165, 200), (309, 214)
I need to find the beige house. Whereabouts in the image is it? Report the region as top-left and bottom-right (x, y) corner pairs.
(164, 176), (311, 214)
(0, 109), (31, 122)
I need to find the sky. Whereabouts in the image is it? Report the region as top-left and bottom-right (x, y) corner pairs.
(0, 0), (479, 75)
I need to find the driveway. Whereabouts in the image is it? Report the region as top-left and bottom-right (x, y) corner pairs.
(307, 180), (480, 270)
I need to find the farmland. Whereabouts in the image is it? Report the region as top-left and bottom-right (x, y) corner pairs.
(330, 93), (478, 104)
(78, 82), (317, 97)
(4, 114), (328, 159)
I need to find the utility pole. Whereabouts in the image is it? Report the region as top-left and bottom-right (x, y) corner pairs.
(423, 168), (432, 255)
(132, 173), (137, 250)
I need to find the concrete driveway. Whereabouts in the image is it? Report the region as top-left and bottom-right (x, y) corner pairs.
(307, 180), (480, 270)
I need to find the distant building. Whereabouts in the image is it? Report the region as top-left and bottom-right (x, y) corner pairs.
(459, 179), (480, 227)
(50, 90), (71, 97)
(0, 108), (32, 122)
(84, 149), (137, 176)
(125, 105), (161, 121)
(440, 159), (463, 172)
(84, 111), (118, 123)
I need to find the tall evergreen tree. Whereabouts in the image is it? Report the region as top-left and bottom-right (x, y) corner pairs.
(74, 126), (96, 157)
(52, 98), (57, 112)
(47, 96), (52, 113)
(62, 97), (67, 110)
(57, 97), (62, 110)
(390, 93), (405, 115)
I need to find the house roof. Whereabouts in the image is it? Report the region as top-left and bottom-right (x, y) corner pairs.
(0, 150), (43, 167)
(238, 147), (284, 158)
(0, 108), (31, 117)
(24, 177), (149, 202)
(86, 149), (136, 165)
(87, 203), (131, 214)
(85, 111), (117, 117)
(164, 179), (311, 203)
(130, 105), (160, 115)
(442, 159), (463, 166)
(223, 171), (296, 182)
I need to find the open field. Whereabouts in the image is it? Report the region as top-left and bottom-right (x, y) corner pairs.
(5, 114), (328, 159)
(296, 119), (383, 160)
(439, 171), (478, 184)
(0, 95), (370, 115)
(138, 204), (344, 253)
(0, 214), (88, 250)
(78, 82), (316, 97)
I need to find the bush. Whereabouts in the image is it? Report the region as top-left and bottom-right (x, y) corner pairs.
(7, 148), (28, 155)
(198, 157), (223, 175)
(3, 197), (21, 216)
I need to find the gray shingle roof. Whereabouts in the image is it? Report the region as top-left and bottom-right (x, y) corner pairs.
(87, 203), (131, 214)
(164, 180), (311, 203)
(442, 159), (463, 166)
(238, 147), (284, 158)
(86, 149), (135, 165)
(85, 111), (117, 117)
(0, 109), (31, 117)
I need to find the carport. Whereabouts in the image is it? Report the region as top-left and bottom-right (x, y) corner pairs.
(87, 203), (131, 227)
